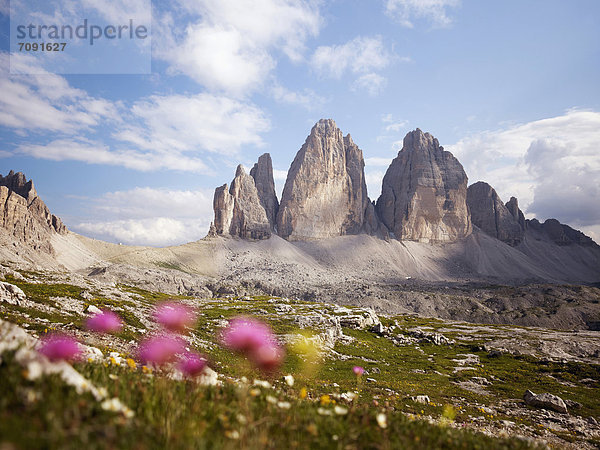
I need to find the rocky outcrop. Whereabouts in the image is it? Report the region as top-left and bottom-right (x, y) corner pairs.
(376, 129), (471, 242)
(0, 282), (26, 306)
(0, 171), (67, 254)
(505, 197), (526, 230)
(527, 218), (598, 247)
(213, 184), (235, 235)
(229, 165), (271, 240)
(467, 182), (524, 246)
(212, 162), (272, 240)
(277, 119), (380, 240)
(250, 153), (279, 231)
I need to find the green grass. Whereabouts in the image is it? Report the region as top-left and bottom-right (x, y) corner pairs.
(0, 350), (539, 450)
(0, 283), (597, 449)
(3, 274), (84, 307)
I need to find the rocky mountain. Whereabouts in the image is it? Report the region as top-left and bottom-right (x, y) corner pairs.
(277, 119), (380, 240)
(375, 129), (472, 242)
(527, 218), (598, 247)
(0, 171), (67, 254)
(467, 181), (524, 246)
(250, 153), (279, 231)
(212, 163), (272, 240)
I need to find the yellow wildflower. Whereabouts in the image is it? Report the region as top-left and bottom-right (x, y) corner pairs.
(299, 387), (307, 399)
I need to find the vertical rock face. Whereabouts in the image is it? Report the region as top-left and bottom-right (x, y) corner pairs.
(212, 158), (275, 240)
(213, 184), (234, 235)
(375, 129), (471, 242)
(0, 171), (67, 254)
(467, 182), (523, 246)
(229, 165), (271, 240)
(250, 153), (279, 231)
(505, 197), (526, 230)
(276, 119), (378, 240)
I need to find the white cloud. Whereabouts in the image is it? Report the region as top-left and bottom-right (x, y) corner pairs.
(312, 36), (390, 79)
(78, 0), (150, 25)
(365, 157), (394, 167)
(311, 36), (392, 95)
(352, 73), (387, 96)
(385, 0), (460, 28)
(0, 53), (121, 133)
(156, 0), (321, 95)
(271, 84), (326, 110)
(75, 218), (206, 247)
(365, 170), (386, 200)
(73, 186), (214, 246)
(273, 169), (288, 181)
(447, 109), (600, 232)
(17, 139), (209, 172)
(2, 52), (271, 172)
(382, 113), (409, 132)
(118, 93), (270, 154)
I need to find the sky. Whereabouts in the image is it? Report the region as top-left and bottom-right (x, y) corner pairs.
(1, 0), (599, 246)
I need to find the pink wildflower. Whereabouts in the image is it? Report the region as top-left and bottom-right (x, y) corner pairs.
(39, 335), (81, 362)
(221, 317), (284, 373)
(177, 351), (207, 377)
(221, 317), (273, 353)
(154, 302), (197, 333)
(252, 342), (284, 373)
(353, 366), (365, 376)
(86, 310), (123, 334)
(138, 335), (184, 366)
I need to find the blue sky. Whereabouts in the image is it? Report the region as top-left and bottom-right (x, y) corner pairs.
(1, 0), (599, 246)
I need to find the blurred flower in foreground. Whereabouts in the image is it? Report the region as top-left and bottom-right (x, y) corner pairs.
(39, 335), (81, 362)
(376, 413), (387, 429)
(86, 310), (123, 334)
(352, 366), (364, 376)
(221, 317), (284, 373)
(177, 351), (207, 377)
(138, 335), (184, 366)
(154, 301), (197, 333)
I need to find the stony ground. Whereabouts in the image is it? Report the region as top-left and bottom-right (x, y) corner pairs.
(1, 263), (599, 449)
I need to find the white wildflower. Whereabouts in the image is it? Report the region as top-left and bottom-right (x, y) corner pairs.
(284, 374), (294, 387)
(334, 405), (348, 415)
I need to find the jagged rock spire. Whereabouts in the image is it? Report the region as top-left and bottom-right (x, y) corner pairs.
(276, 119), (379, 240)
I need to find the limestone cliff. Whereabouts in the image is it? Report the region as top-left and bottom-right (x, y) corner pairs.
(375, 129), (471, 242)
(467, 181), (523, 246)
(277, 119), (379, 240)
(0, 171), (67, 254)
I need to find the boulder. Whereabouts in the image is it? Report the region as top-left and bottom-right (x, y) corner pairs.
(277, 119), (380, 240)
(0, 281), (26, 306)
(467, 181), (523, 246)
(376, 129), (471, 242)
(523, 389), (568, 414)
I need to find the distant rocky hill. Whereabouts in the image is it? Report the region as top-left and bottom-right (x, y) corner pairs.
(0, 171), (67, 255)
